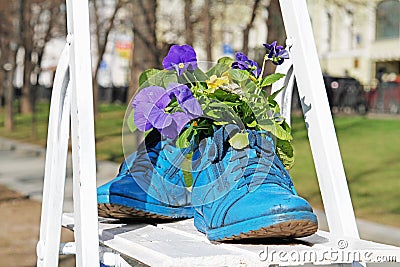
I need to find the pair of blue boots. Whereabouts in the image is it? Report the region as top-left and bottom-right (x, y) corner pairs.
(97, 125), (318, 241)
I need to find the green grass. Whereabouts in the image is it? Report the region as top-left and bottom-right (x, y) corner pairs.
(0, 103), (126, 162)
(1, 104), (399, 227)
(290, 115), (400, 227)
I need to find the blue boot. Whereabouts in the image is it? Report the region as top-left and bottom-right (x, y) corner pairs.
(191, 125), (318, 241)
(97, 130), (194, 219)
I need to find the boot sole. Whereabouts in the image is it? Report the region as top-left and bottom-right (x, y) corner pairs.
(97, 194), (194, 219)
(220, 219), (318, 241)
(98, 203), (172, 219)
(195, 211), (318, 241)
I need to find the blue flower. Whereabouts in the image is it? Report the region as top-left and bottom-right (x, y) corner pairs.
(231, 52), (261, 78)
(162, 45), (198, 76)
(263, 41), (289, 65)
(132, 83), (202, 139)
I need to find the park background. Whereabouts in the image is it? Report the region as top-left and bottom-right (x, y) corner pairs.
(0, 0), (399, 266)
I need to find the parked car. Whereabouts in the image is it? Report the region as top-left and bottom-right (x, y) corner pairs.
(366, 81), (400, 114)
(323, 75), (368, 114)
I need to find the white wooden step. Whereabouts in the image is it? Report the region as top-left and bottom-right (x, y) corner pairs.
(62, 213), (400, 266)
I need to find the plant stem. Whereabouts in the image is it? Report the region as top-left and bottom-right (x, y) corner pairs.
(258, 55), (267, 83)
(255, 55), (268, 96)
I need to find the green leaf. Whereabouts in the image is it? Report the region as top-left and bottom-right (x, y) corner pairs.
(206, 63), (230, 77)
(126, 109), (137, 133)
(182, 170), (193, 188)
(176, 125), (193, 148)
(161, 71), (179, 88)
(181, 152), (193, 187)
(267, 98), (280, 113)
(260, 73), (285, 87)
(193, 67), (208, 82)
(213, 121), (230, 126)
(139, 69), (161, 87)
(210, 89), (240, 102)
(258, 120), (293, 140)
(268, 87), (285, 101)
(141, 70), (178, 88)
(246, 120), (258, 128)
(217, 56), (234, 66)
(226, 69), (249, 82)
(197, 94), (210, 106)
(164, 98), (180, 113)
(241, 79), (257, 94)
(276, 139), (295, 169)
(273, 122), (293, 140)
(229, 132), (249, 149)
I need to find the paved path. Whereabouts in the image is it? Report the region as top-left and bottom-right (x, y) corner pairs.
(1, 137), (400, 248)
(0, 137), (118, 212)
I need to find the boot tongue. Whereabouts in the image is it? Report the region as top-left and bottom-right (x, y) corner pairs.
(247, 130), (275, 157)
(212, 124), (241, 161)
(201, 125), (276, 163)
(241, 129), (295, 193)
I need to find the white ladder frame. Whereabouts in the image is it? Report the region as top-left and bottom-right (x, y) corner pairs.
(275, 0), (359, 238)
(36, 0), (100, 266)
(37, 0), (396, 266)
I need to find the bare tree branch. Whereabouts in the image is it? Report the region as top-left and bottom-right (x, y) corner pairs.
(127, 0), (159, 103)
(243, 0), (261, 54)
(91, 0), (124, 114)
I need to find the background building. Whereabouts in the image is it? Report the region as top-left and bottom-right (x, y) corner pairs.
(308, 0), (400, 88)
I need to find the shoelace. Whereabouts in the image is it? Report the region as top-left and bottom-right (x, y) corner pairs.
(204, 125), (294, 192)
(234, 154), (294, 191)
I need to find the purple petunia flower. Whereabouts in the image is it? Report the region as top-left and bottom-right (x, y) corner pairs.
(263, 41), (289, 65)
(162, 45), (198, 76)
(132, 83), (202, 139)
(231, 52), (261, 78)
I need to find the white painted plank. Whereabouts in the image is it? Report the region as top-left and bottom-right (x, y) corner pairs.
(62, 214), (400, 267)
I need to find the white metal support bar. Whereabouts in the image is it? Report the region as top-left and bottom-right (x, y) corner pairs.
(66, 0), (100, 266)
(279, 0), (360, 239)
(271, 42), (295, 126)
(37, 45), (71, 267)
(37, 0), (99, 266)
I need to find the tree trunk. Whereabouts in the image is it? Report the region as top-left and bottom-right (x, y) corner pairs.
(0, 70), (4, 107)
(265, 0), (286, 74)
(0, 0), (18, 131)
(242, 28), (250, 56)
(243, 0), (261, 55)
(203, 0), (212, 61)
(92, 68), (100, 115)
(127, 0), (159, 103)
(4, 48), (17, 132)
(184, 0), (193, 46)
(20, 0), (33, 114)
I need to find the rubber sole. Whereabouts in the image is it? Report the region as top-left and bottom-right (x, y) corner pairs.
(220, 220), (317, 241)
(194, 211), (318, 241)
(97, 194), (194, 219)
(98, 203), (172, 219)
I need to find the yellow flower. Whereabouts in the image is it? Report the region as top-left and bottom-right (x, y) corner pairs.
(206, 74), (230, 90)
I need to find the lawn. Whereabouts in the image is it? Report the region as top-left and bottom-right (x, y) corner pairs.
(0, 103), (399, 227)
(0, 103), (126, 162)
(290, 115), (400, 227)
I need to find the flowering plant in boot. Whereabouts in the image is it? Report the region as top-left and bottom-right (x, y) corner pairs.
(128, 42), (294, 170)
